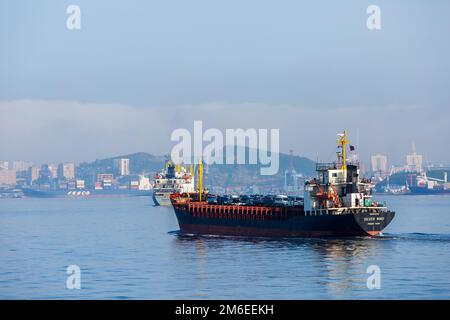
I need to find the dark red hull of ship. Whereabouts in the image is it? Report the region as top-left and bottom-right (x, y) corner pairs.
(173, 203), (395, 238)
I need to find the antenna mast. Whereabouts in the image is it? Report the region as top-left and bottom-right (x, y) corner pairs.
(198, 159), (203, 201)
(338, 130), (348, 172)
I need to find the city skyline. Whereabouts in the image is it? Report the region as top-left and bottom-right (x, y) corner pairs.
(0, 141), (443, 173)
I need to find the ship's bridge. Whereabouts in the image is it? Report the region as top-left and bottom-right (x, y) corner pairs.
(315, 161), (360, 172)
(315, 161), (360, 185)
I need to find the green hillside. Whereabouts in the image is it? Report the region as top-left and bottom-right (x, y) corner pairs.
(78, 149), (317, 192)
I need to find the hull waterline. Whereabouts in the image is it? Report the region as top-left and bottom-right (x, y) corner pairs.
(173, 203), (395, 238)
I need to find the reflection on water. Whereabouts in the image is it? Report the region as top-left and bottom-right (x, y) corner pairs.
(172, 230), (450, 299)
(175, 234), (389, 298)
(309, 238), (383, 297)
(195, 239), (207, 298)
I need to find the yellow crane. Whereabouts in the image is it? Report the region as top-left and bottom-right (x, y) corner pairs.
(197, 159), (203, 201)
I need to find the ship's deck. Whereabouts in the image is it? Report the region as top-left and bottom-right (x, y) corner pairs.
(173, 201), (389, 220)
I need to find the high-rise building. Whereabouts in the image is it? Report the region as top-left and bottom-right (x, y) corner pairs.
(0, 160), (8, 171)
(371, 154), (388, 173)
(28, 166), (41, 183)
(12, 160), (32, 172)
(0, 169), (17, 186)
(114, 158), (130, 176)
(58, 162), (75, 180)
(47, 164), (58, 178)
(406, 142), (423, 173)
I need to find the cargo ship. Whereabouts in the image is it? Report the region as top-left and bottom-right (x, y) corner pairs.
(21, 188), (152, 198)
(170, 131), (395, 237)
(408, 171), (450, 195)
(152, 161), (195, 206)
(21, 176), (152, 198)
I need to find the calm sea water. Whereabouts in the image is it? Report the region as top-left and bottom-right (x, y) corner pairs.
(0, 195), (449, 299)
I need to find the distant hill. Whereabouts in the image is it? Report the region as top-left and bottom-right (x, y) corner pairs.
(82, 149), (316, 175)
(77, 153), (168, 188)
(79, 149), (317, 192)
(79, 152), (168, 175)
(197, 148), (316, 192)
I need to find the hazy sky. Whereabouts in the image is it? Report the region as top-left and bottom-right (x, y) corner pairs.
(1, 1), (449, 166)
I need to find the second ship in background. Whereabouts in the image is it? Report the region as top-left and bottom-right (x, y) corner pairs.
(152, 161), (195, 206)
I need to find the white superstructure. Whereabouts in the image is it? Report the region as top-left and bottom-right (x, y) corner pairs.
(152, 161), (195, 206)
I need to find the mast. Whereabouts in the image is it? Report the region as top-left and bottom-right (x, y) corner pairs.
(338, 130), (348, 172)
(198, 159), (203, 201)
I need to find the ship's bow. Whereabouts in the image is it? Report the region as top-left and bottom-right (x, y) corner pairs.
(353, 210), (395, 236)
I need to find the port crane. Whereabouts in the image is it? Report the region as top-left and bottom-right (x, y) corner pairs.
(422, 172), (448, 183)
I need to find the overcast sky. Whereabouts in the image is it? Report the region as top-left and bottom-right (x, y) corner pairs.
(1, 0), (449, 166)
